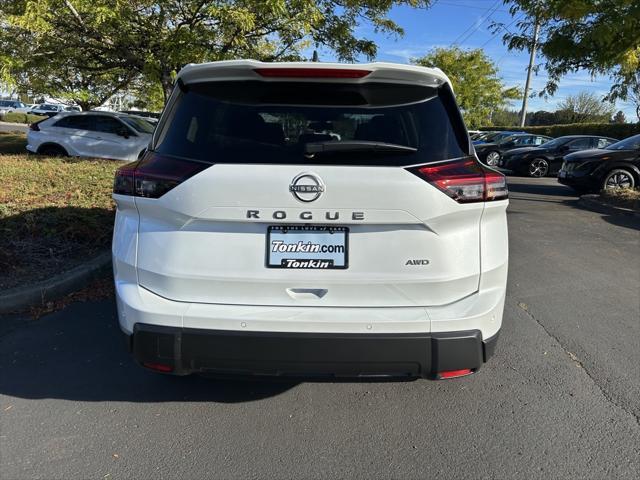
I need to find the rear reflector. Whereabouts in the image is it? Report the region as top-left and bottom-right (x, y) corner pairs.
(254, 68), (371, 79)
(142, 362), (174, 373)
(410, 157), (508, 203)
(113, 151), (210, 198)
(437, 368), (473, 379)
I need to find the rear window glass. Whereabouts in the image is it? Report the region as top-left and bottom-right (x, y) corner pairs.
(54, 115), (95, 130)
(122, 116), (155, 134)
(154, 81), (468, 166)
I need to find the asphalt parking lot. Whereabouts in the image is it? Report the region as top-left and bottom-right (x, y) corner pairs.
(1, 176), (639, 479)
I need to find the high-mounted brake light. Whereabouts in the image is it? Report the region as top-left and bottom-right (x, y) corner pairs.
(254, 68), (371, 79)
(410, 158), (508, 203)
(113, 151), (210, 199)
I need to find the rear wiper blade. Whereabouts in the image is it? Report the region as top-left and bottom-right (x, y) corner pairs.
(304, 140), (417, 155)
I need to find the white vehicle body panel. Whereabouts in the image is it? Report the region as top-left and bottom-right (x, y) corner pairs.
(134, 164), (484, 308)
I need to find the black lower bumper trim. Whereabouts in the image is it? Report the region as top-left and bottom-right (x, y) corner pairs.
(129, 324), (499, 378)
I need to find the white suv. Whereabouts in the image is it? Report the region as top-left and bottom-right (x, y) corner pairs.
(27, 112), (154, 161)
(112, 60), (508, 380)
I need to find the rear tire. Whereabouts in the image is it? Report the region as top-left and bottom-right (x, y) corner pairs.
(602, 169), (635, 190)
(38, 144), (68, 157)
(527, 158), (549, 178)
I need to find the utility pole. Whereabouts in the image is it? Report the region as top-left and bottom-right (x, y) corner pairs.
(519, 15), (540, 127)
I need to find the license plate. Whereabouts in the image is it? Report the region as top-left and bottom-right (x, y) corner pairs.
(266, 225), (348, 269)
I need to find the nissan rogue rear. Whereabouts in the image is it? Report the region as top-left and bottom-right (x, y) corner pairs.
(112, 60), (508, 379)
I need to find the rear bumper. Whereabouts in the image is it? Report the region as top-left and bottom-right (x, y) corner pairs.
(125, 323), (499, 378)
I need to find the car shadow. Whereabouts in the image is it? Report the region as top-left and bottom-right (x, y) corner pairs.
(0, 295), (416, 404)
(506, 180), (577, 198)
(568, 203), (640, 231)
(0, 298), (301, 403)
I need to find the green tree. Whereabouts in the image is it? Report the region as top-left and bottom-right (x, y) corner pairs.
(612, 110), (626, 124)
(555, 92), (615, 124)
(492, 109), (520, 126)
(528, 110), (559, 126)
(0, 0), (431, 109)
(496, 1), (640, 100)
(413, 47), (520, 128)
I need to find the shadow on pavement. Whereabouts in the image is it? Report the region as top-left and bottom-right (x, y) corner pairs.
(0, 299), (299, 403)
(0, 297), (416, 403)
(586, 210), (640, 231)
(506, 180), (577, 198)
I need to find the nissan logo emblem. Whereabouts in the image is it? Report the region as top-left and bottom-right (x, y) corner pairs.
(289, 173), (325, 202)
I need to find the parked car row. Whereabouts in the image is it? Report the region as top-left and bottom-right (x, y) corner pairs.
(0, 100), (82, 117)
(470, 129), (639, 192)
(475, 133), (553, 166)
(498, 135), (618, 176)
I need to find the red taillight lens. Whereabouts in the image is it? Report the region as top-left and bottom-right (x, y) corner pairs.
(437, 368), (473, 379)
(29, 122), (40, 131)
(113, 162), (136, 195)
(113, 152), (210, 198)
(483, 169), (509, 202)
(410, 157), (508, 203)
(254, 68), (371, 79)
(142, 362), (173, 373)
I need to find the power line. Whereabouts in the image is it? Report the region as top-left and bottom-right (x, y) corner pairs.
(450, 0), (502, 47)
(479, 13), (524, 49)
(437, 1), (510, 13)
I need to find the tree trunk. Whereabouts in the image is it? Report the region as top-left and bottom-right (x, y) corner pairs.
(76, 100), (92, 112)
(161, 69), (175, 105)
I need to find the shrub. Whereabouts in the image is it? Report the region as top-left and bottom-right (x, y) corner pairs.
(479, 123), (640, 140)
(0, 112), (45, 124)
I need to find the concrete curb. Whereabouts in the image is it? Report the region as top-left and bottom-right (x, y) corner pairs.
(0, 251), (112, 314)
(578, 194), (640, 219)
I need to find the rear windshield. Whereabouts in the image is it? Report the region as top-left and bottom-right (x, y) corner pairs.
(153, 81), (468, 166)
(122, 116), (155, 134)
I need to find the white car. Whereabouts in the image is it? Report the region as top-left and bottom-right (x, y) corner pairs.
(0, 99), (32, 115)
(112, 60), (509, 379)
(27, 112), (153, 161)
(29, 103), (82, 117)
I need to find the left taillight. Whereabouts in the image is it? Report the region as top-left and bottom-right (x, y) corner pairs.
(409, 157), (508, 203)
(29, 122), (40, 131)
(113, 151), (210, 198)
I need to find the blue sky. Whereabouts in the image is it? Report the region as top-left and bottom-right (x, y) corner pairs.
(318, 0), (637, 121)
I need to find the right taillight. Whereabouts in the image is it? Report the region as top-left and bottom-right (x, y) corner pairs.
(113, 151), (211, 198)
(410, 157), (508, 203)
